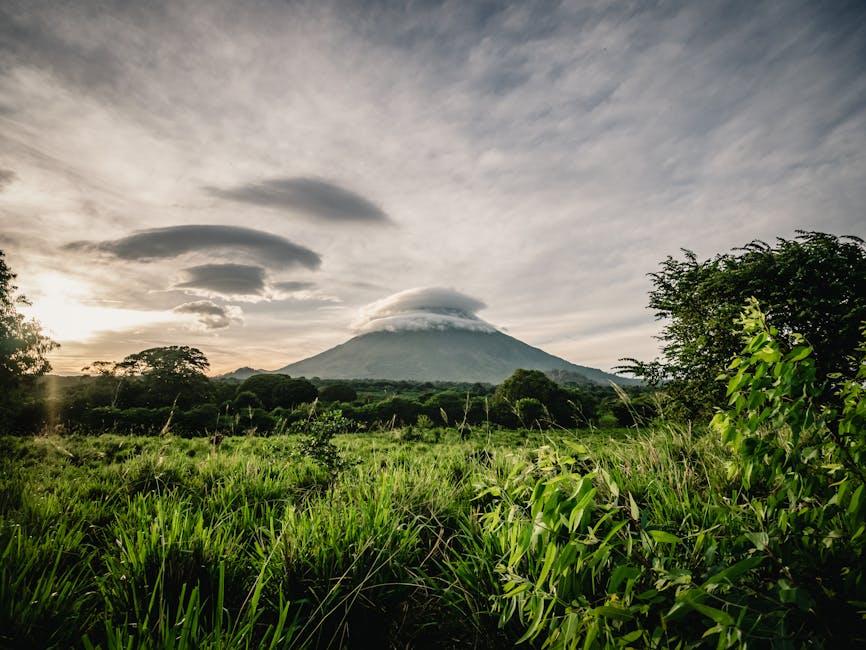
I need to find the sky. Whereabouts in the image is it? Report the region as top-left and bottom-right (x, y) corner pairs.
(1, 0), (864, 376)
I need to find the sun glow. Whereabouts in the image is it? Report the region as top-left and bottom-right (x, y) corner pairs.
(23, 273), (178, 342)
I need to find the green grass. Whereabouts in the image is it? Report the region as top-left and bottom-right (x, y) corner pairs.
(1, 425), (861, 648)
(0, 428), (630, 648)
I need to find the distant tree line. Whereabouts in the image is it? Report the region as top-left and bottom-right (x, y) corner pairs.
(17, 354), (654, 435)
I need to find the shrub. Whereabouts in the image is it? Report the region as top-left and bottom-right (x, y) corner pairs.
(597, 412), (619, 428)
(495, 370), (573, 425)
(479, 300), (866, 648)
(235, 407), (276, 435)
(294, 410), (356, 476)
(2, 395), (49, 434)
(514, 397), (545, 428)
(318, 383), (357, 403)
(233, 391), (262, 410)
(710, 299), (866, 637)
(174, 403), (220, 436)
(368, 397), (422, 426)
(238, 374), (317, 410)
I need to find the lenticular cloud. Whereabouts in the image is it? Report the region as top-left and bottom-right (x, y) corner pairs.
(352, 287), (498, 334)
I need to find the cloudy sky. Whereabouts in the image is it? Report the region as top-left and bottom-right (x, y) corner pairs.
(1, 0), (864, 375)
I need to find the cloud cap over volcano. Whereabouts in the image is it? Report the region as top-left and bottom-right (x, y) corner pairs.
(353, 287), (497, 334)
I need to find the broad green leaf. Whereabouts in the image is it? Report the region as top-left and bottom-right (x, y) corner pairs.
(786, 345), (812, 362)
(536, 542), (557, 588)
(628, 493), (639, 521)
(591, 605), (632, 620)
(703, 556), (762, 587)
(608, 565), (640, 593)
(745, 531), (769, 551)
(649, 530), (681, 544)
(848, 484), (864, 515)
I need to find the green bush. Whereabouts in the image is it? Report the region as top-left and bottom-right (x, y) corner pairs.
(238, 374), (317, 410)
(478, 300), (866, 647)
(235, 407), (276, 435)
(318, 383), (358, 403)
(233, 391), (262, 410)
(415, 414), (434, 429)
(294, 410), (355, 476)
(174, 403), (220, 436)
(597, 412), (619, 428)
(514, 397), (544, 428)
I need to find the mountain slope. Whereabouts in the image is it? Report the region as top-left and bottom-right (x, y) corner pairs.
(271, 328), (638, 385)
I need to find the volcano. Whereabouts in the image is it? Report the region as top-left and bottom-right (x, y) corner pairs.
(272, 327), (635, 385)
(228, 287), (638, 385)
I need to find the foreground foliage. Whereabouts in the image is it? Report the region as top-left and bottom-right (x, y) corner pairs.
(479, 301), (866, 648)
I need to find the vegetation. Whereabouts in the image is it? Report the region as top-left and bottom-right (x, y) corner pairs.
(481, 300), (866, 648)
(621, 231), (866, 418)
(0, 250), (57, 432)
(3, 236), (866, 647)
(238, 375), (318, 410)
(24, 361), (651, 437)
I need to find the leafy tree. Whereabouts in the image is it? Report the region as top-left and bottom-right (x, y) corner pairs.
(233, 391), (262, 410)
(0, 251), (57, 432)
(118, 345), (209, 377)
(0, 251), (57, 391)
(495, 369), (560, 404)
(210, 379), (238, 405)
(238, 374), (317, 410)
(600, 391), (658, 428)
(424, 390), (469, 423)
(116, 346), (212, 408)
(369, 396), (422, 425)
(620, 231), (866, 419)
(271, 377), (317, 409)
(318, 383), (358, 403)
(494, 369), (572, 424)
(562, 388), (599, 426)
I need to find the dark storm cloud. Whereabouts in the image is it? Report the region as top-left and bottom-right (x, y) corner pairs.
(173, 300), (241, 330)
(206, 177), (389, 223)
(176, 263), (267, 296)
(66, 225), (321, 269)
(0, 169), (15, 191)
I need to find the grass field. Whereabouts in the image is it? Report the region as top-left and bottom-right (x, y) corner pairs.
(1, 424), (862, 648)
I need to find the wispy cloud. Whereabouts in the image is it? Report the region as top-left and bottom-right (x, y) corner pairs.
(0, 169), (16, 191)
